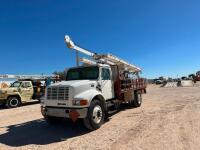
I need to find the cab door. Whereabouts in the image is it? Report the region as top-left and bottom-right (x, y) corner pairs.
(20, 81), (34, 101)
(100, 67), (114, 100)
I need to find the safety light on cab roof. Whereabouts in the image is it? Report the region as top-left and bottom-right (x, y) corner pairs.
(72, 99), (88, 106)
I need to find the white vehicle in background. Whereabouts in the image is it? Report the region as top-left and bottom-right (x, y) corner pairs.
(41, 35), (147, 130)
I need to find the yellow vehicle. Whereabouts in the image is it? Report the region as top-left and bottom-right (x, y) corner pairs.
(0, 80), (44, 108)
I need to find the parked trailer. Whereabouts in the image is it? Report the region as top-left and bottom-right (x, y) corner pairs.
(41, 35), (147, 130)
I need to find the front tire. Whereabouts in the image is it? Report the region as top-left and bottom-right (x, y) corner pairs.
(83, 99), (105, 130)
(6, 96), (21, 108)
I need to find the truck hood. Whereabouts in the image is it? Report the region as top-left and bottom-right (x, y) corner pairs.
(48, 80), (97, 88)
(48, 80), (98, 99)
(0, 87), (18, 93)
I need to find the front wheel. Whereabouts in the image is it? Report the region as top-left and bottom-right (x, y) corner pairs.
(6, 96), (21, 108)
(83, 99), (105, 130)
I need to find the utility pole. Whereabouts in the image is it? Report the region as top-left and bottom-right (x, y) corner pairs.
(76, 51), (79, 66)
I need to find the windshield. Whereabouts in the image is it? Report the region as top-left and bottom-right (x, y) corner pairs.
(66, 66), (99, 80)
(10, 81), (22, 87)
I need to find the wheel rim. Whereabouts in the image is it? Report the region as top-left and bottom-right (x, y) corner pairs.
(138, 94), (142, 104)
(10, 98), (19, 107)
(92, 105), (103, 124)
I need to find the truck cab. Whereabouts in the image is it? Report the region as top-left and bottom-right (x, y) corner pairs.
(42, 65), (114, 123)
(43, 64), (113, 107)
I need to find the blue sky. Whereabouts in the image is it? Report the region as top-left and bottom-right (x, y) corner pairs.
(0, 0), (200, 78)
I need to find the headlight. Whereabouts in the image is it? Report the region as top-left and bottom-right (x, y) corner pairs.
(72, 99), (88, 106)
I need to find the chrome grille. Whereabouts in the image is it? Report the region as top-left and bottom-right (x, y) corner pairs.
(47, 87), (69, 100)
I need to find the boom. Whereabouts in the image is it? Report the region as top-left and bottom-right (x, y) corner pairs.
(64, 35), (141, 72)
(64, 35), (95, 57)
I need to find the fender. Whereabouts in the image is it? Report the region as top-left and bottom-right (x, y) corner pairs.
(5, 91), (22, 100)
(7, 94), (22, 101)
(74, 89), (105, 105)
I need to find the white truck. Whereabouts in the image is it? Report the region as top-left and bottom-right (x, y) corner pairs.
(41, 35), (147, 130)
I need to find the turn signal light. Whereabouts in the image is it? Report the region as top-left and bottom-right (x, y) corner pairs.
(80, 99), (88, 105)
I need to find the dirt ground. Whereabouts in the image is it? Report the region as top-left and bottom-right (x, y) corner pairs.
(0, 84), (200, 150)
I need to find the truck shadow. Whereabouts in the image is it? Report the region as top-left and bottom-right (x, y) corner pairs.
(0, 103), (138, 147)
(0, 119), (89, 147)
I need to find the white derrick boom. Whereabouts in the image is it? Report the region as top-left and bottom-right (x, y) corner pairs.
(80, 57), (115, 66)
(100, 54), (141, 72)
(80, 58), (97, 65)
(64, 35), (141, 72)
(64, 35), (95, 57)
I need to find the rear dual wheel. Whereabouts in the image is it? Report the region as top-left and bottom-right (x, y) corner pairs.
(129, 91), (142, 107)
(134, 92), (142, 107)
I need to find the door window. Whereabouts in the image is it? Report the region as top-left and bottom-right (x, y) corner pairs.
(101, 68), (110, 80)
(21, 82), (31, 88)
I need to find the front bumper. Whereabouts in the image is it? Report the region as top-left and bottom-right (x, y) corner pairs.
(41, 106), (88, 119)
